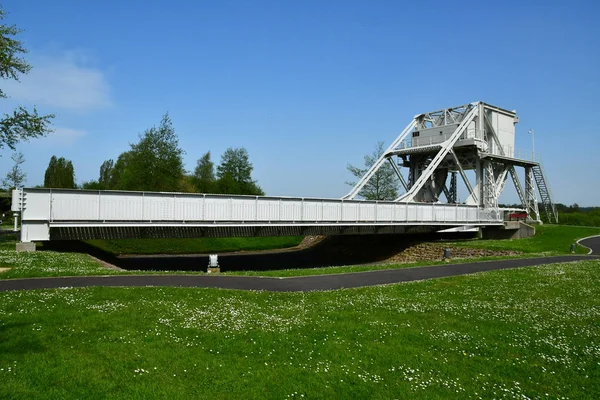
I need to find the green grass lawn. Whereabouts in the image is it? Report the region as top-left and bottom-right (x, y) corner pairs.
(444, 224), (600, 255)
(226, 224), (600, 277)
(1, 260), (599, 399)
(86, 236), (305, 255)
(0, 225), (598, 279)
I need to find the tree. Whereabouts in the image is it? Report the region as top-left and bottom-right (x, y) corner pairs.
(216, 147), (264, 195)
(43, 155), (57, 187)
(113, 114), (186, 192)
(82, 159), (117, 190)
(0, 6), (53, 152)
(109, 151), (132, 190)
(2, 151), (26, 189)
(81, 180), (102, 190)
(192, 151), (215, 193)
(43, 155), (76, 188)
(98, 159), (115, 189)
(346, 141), (399, 200)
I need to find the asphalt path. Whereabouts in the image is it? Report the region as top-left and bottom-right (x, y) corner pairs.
(578, 235), (600, 255)
(0, 254), (597, 293)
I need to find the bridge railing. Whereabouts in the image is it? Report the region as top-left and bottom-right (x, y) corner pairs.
(15, 188), (501, 225)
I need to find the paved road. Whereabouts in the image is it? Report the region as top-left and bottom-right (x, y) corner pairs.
(578, 235), (600, 255)
(0, 254), (597, 293)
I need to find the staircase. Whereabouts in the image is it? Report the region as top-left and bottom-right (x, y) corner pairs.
(532, 163), (559, 223)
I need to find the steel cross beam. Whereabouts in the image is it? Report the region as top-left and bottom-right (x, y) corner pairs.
(449, 172), (457, 203)
(483, 161), (498, 209)
(387, 158), (409, 191)
(525, 166), (541, 222)
(494, 166), (510, 198)
(343, 119), (417, 200)
(509, 167), (527, 208)
(397, 105), (478, 202)
(449, 149), (478, 204)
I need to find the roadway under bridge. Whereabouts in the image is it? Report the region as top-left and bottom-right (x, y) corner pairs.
(11, 188), (503, 242)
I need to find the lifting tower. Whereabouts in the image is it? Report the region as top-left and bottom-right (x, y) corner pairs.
(344, 102), (558, 223)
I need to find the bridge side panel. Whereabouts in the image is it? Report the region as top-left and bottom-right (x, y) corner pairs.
(18, 189), (502, 243)
(23, 191), (51, 220)
(41, 191), (498, 226)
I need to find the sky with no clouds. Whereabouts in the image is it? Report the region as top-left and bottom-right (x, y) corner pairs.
(1, 0), (599, 205)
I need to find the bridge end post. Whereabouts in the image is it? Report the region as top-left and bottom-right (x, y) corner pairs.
(16, 242), (36, 252)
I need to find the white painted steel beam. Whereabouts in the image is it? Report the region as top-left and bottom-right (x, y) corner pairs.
(398, 105), (478, 202)
(343, 119), (417, 200)
(387, 158), (409, 191)
(13, 188), (503, 242)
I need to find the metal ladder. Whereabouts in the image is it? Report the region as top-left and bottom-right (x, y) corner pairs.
(532, 163), (558, 223)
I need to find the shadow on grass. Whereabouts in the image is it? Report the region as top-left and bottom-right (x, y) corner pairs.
(43, 232), (477, 273)
(0, 322), (47, 355)
(0, 230), (18, 241)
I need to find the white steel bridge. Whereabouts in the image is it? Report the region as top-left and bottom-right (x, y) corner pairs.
(11, 188), (502, 242)
(11, 101), (556, 243)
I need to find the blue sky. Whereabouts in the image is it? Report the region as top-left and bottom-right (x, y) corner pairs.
(1, 0), (599, 205)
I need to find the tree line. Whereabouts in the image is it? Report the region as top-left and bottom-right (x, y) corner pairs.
(42, 114), (264, 196)
(0, 4), (264, 197)
(548, 203), (600, 227)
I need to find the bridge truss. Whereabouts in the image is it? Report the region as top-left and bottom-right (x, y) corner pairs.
(344, 101), (558, 223)
(11, 101), (556, 244)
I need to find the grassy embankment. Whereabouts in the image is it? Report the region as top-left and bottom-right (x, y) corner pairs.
(85, 236), (304, 256)
(228, 224), (599, 277)
(0, 224), (597, 279)
(1, 259), (599, 399)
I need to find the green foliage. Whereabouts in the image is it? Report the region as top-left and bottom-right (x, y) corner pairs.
(178, 174), (197, 193)
(107, 114), (186, 192)
(192, 151), (215, 193)
(80, 180), (102, 190)
(537, 203), (600, 226)
(216, 147), (264, 195)
(98, 159), (115, 189)
(80, 160), (118, 191)
(109, 151), (132, 190)
(0, 193), (11, 215)
(81, 115), (266, 195)
(1, 151), (26, 189)
(43, 155), (76, 188)
(558, 212), (600, 227)
(0, 7), (54, 151)
(346, 141), (399, 200)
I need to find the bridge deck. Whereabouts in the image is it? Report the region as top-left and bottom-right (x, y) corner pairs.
(13, 188), (503, 242)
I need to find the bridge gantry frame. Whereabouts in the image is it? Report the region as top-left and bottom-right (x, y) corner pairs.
(11, 101), (555, 245)
(344, 101), (558, 224)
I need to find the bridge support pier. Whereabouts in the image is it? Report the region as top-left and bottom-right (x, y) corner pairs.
(481, 222), (535, 240)
(16, 242), (36, 252)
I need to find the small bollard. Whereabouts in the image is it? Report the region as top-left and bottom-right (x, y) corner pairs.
(443, 248), (451, 262)
(570, 243), (576, 254)
(207, 254), (220, 274)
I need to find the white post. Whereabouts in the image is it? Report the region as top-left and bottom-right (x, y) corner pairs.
(528, 129), (535, 160)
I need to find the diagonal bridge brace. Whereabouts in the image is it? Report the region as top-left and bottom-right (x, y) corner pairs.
(343, 119), (417, 200)
(397, 105), (479, 202)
